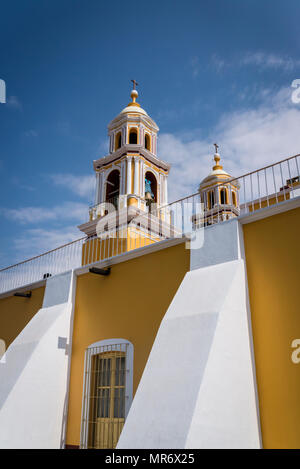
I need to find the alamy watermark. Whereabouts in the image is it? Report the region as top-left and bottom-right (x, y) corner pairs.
(94, 200), (205, 250)
(0, 339), (6, 364)
(291, 79), (300, 104)
(0, 79), (6, 103)
(291, 339), (300, 364)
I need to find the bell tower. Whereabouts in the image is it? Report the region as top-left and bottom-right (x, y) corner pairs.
(89, 82), (170, 221)
(78, 83), (172, 258)
(196, 145), (240, 227)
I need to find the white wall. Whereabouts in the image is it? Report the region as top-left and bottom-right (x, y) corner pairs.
(0, 270), (75, 449)
(117, 220), (261, 449)
(190, 217), (245, 270)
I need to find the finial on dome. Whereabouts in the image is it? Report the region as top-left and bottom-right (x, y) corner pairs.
(128, 79), (140, 107)
(130, 89), (138, 103)
(213, 143), (223, 170)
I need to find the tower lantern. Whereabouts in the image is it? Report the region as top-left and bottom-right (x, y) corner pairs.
(197, 145), (240, 226)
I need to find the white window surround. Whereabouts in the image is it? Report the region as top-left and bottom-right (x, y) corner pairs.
(80, 338), (134, 449)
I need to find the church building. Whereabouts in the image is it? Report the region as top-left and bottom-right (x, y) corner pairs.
(0, 85), (300, 450)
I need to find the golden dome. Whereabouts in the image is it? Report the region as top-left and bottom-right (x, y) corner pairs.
(199, 146), (240, 190)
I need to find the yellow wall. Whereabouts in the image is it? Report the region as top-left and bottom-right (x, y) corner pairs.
(0, 286), (45, 350)
(243, 207), (300, 448)
(66, 242), (189, 446)
(81, 228), (159, 265)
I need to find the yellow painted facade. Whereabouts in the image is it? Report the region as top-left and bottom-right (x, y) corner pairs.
(81, 227), (161, 265)
(66, 241), (189, 447)
(243, 206), (300, 448)
(0, 285), (45, 349)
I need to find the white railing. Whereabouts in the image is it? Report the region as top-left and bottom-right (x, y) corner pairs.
(0, 153), (299, 295)
(0, 238), (85, 294)
(158, 153), (300, 231)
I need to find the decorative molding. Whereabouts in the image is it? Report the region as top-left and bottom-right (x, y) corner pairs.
(93, 145), (170, 172)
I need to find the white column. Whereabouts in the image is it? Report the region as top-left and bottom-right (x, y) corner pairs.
(109, 133), (113, 153)
(134, 157), (139, 195)
(164, 176), (168, 205)
(127, 157), (132, 194)
(120, 161), (124, 195)
(100, 172), (105, 202)
(95, 172), (104, 205)
(139, 160), (143, 197)
(95, 172), (100, 205)
(140, 161), (145, 197)
(159, 174), (163, 205)
(100, 172), (104, 203)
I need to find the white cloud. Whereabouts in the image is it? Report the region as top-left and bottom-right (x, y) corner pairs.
(159, 86), (300, 201)
(50, 173), (95, 200)
(2, 201), (88, 224)
(11, 176), (35, 192)
(208, 51), (300, 73)
(210, 54), (226, 73)
(13, 225), (81, 261)
(241, 52), (300, 71)
(6, 95), (22, 110)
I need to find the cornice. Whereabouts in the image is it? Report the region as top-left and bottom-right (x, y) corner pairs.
(93, 145), (171, 172)
(108, 113), (159, 133)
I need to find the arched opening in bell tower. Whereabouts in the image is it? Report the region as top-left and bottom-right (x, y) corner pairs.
(220, 188), (228, 205)
(115, 132), (122, 151)
(232, 191), (237, 207)
(129, 128), (138, 144)
(207, 190), (215, 210)
(105, 169), (120, 209)
(145, 171), (157, 205)
(144, 133), (151, 151)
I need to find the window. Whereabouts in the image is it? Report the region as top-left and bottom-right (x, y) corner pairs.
(145, 171), (157, 204)
(220, 188), (228, 205)
(80, 339), (133, 449)
(115, 132), (122, 150)
(207, 190), (215, 209)
(105, 169), (120, 209)
(144, 133), (150, 151)
(232, 191), (237, 207)
(129, 128), (138, 144)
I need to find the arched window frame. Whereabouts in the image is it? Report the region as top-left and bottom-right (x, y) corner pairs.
(128, 127), (138, 145)
(232, 190), (237, 207)
(115, 132), (122, 151)
(220, 187), (228, 205)
(144, 133), (151, 151)
(207, 189), (215, 210)
(144, 168), (158, 204)
(80, 338), (134, 449)
(105, 168), (120, 207)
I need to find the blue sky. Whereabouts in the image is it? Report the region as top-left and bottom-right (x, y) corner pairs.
(1, 0), (300, 267)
